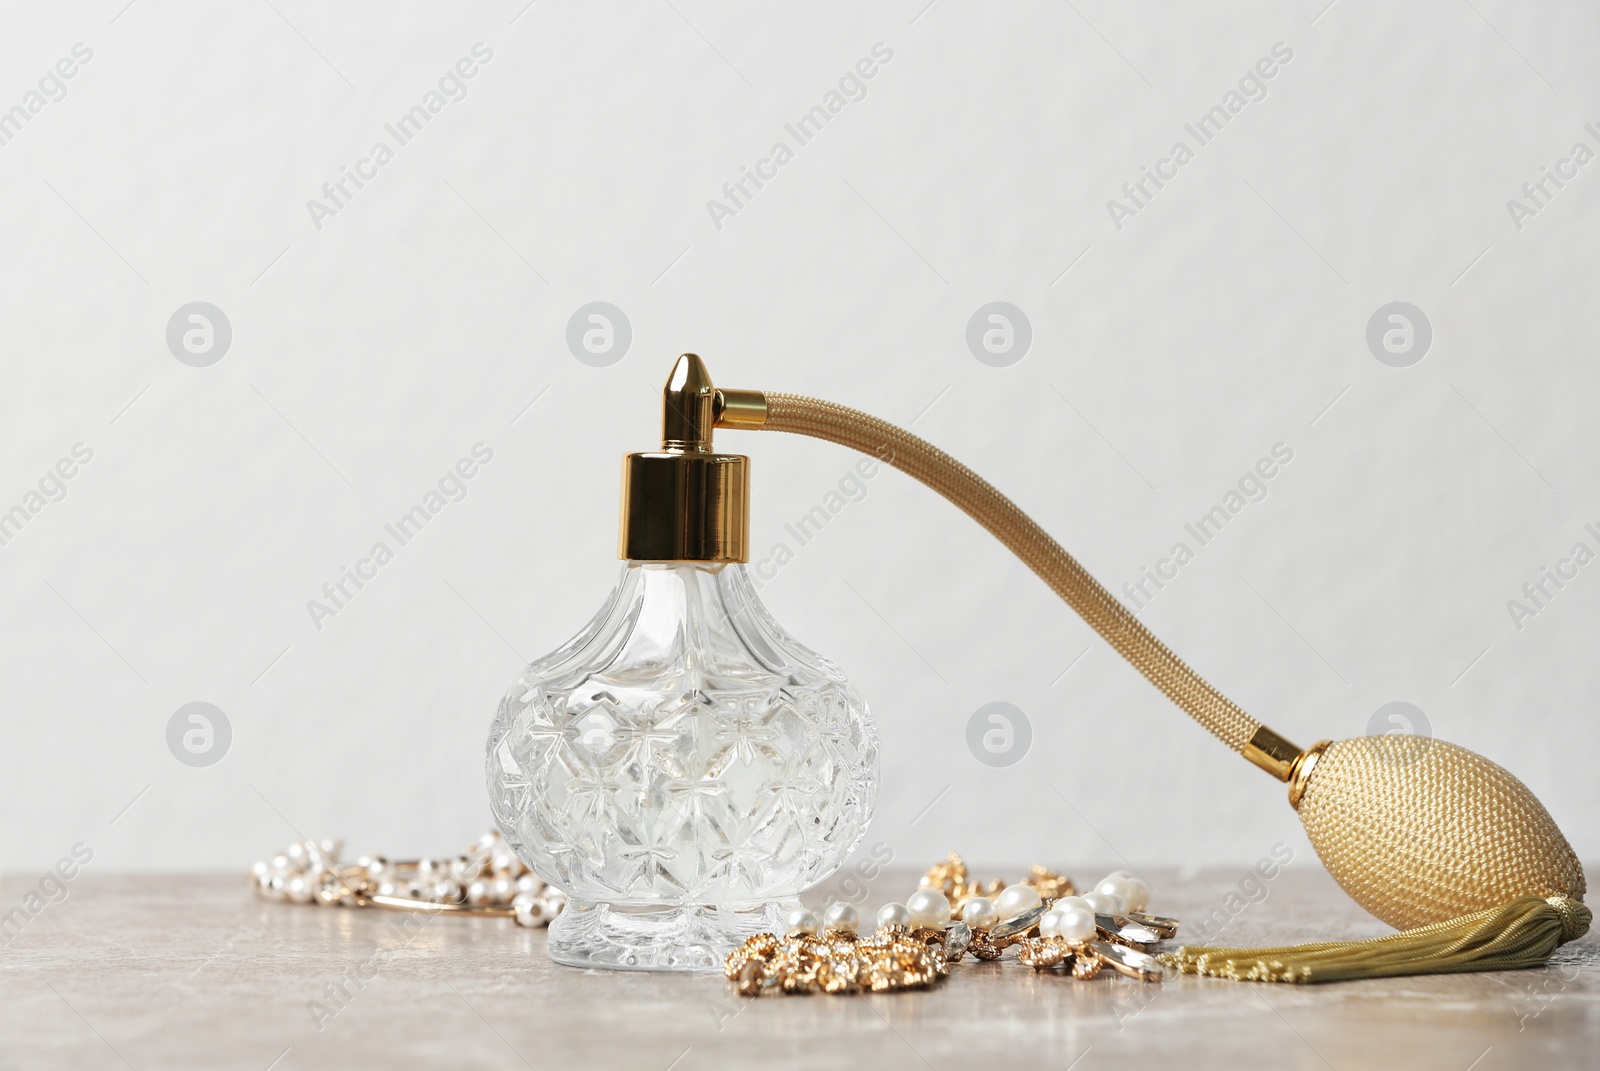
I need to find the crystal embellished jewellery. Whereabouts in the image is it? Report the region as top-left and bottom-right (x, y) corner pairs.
(249, 830), (566, 928)
(725, 853), (1178, 995)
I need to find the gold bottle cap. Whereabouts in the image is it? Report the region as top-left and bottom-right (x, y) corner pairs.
(619, 354), (753, 563)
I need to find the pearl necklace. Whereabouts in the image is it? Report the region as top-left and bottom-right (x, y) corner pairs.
(249, 830), (566, 929)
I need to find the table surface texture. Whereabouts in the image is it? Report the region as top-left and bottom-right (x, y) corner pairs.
(1, 866), (1595, 1070)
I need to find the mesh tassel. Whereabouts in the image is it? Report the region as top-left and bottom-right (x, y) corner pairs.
(1160, 895), (1591, 983)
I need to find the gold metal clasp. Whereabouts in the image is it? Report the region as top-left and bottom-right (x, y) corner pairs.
(714, 388), (767, 430)
(1243, 724), (1303, 782)
(1287, 739), (1330, 810)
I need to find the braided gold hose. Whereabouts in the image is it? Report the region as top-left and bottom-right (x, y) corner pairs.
(754, 391), (1260, 754)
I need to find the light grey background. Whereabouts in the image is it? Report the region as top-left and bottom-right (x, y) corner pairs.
(3, 0), (1597, 877)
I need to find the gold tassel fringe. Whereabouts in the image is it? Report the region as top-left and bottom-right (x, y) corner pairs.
(1160, 895), (1591, 984)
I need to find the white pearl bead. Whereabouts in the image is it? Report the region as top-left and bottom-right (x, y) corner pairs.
(876, 902), (912, 929)
(286, 875), (314, 904)
(286, 842), (308, 865)
(994, 883), (1043, 921)
(471, 835), (501, 865)
(1081, 890), (1124, 915)
(822, 901), (860, 934)
(1055, 905), (1098, 943)
(516, 873), (544, 894)
(1038, 908), (1065, 938)
(491, 850), (523, 877)
(490, 877), (516, 903)
(432, 880), (463, 904)
(512, 891), (545, 926)
(466, 880), (491, 905)
(270, 854), (292, 877)
(542, 888), (567, 913)
(785, 907), (819, 935)
(960, 896), (999, 931)
(1054, 895), (1092, 914)
(1096, 875), (1146, 912)
(905, 889), (952, 928)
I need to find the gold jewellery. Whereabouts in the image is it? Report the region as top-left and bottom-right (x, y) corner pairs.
(725, 854), (1177, 996)
(249, 830), (566, 928)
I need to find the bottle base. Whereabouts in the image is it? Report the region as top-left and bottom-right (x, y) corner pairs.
(546, 899), (795, 972)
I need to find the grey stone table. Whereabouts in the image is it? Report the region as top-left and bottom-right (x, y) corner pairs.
(2, 866), (1596, 1070)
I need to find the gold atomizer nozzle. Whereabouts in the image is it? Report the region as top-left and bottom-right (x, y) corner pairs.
(619, 354), (752, 562)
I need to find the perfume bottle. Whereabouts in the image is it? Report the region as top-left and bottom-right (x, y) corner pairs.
(487, 355), (878, 970)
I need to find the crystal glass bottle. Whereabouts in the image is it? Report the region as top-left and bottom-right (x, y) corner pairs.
(487, 561), (876, 969)
(486, 355), (878, 970)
